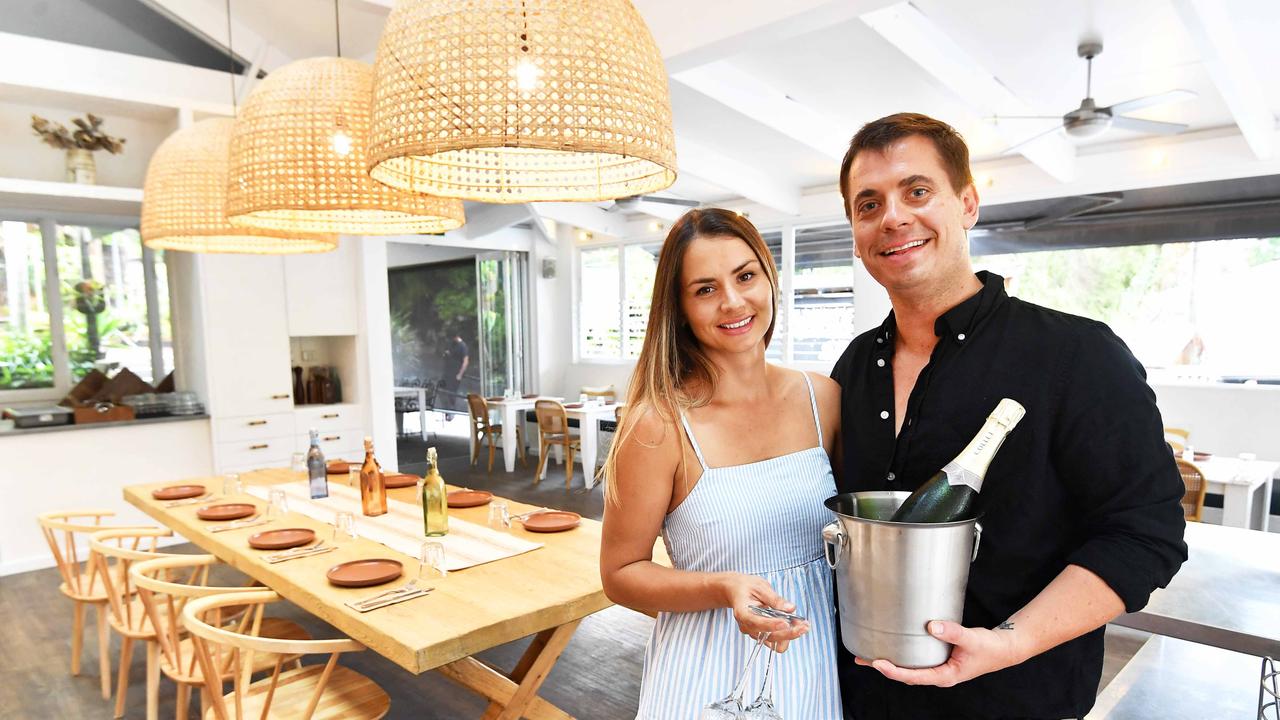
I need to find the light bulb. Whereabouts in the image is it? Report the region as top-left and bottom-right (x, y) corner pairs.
(514, 60), (542, 91)
(332, 130), (353, 157)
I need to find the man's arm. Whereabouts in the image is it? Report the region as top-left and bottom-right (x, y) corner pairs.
(457, 353), (469, 381)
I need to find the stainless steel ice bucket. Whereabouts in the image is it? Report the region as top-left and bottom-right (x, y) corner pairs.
(822, 491), (982, 669)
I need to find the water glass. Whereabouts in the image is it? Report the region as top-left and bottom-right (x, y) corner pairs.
(290, 452), (306, 473)
(347, 467), (361, 488)
(578, 393), (588, 405)
(1182, 444), (1195, 461)
(221, 473), (242, 496)
(333, 511), (356, 544)
(419, 541), (447, 579)
(487, 500), (510, 530)
(266, 489), (289, 520)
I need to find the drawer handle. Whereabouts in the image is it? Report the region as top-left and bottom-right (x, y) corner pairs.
(322, 435), (340, 442)
(271, 393), (290, 400)
(322, 413), (339, 419)
(247, 420), (268, 426)
(249, 443), (269, 450)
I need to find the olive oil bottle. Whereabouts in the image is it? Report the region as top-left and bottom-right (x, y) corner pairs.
(422, 447), (448, 536)
(890, 398), (1026, 523)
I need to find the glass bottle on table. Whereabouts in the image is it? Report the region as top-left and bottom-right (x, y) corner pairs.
(359, 436), (387, 517)
(422, 446), (448, 537)
(306, 428), (328, 499)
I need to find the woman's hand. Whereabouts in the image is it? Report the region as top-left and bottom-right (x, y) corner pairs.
(717, 573), (809, 652)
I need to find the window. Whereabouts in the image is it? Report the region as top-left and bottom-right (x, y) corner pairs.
(974, 237), (1280, 381)
(0, 219), (172, 399)
(791, 224), (856, 364)
(577, 242), (661, 361)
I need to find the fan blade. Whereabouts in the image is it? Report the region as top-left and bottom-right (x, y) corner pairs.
(1105, 89), (1197, 116)
(985, 115), (1063, 122)
(1111, 115), (1188, 135)
(1000, 124), (1064, 156)
(641, 196), (701, 207)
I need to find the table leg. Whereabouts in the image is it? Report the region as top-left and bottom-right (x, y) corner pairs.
(418, 389), (428, 441)
(503, 405), (518, 472)
(1257, 476), (1273, 532)
(580, 418), (598, 490)
(1222, 483), (1255, 529)
(436, 619), (582, 720)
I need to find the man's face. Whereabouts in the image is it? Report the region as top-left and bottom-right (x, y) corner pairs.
(845, 135), (979, 300)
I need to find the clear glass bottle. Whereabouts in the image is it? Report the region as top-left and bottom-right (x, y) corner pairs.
(359, 436), (387, 517)
(422, 447), (448, 537)
(306, 428), (328, 499)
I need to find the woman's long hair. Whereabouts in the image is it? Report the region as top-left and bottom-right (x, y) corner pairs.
(602, 208), (780, 505)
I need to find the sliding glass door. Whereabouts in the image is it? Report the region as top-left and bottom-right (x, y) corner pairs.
(475, 251), (530, 398)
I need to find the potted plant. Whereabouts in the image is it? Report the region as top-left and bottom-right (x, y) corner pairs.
(31, 113), (126, 184)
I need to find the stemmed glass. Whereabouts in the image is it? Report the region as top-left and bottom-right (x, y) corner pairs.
(698, 632), (771, 720)
(741, 640), (782, 719)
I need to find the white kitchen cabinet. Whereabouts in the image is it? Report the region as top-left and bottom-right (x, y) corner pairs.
(284, 238), (358, 336)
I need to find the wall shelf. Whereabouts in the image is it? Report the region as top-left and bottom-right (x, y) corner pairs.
(0, 176), (143, 216)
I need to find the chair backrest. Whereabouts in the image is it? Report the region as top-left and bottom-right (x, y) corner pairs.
(581, 385), (616, 401)
(37, 509), (147, 600)
(89, 527), (180, 635)
(1165, 427), (1190, 454)
(131, 554), (261, 682)
(1175, 458), (1208, 522)
(467, 393), (491, 430)
(535, 399), (568, 436)
(615, 404), (627, 423)
(183, 590), (364, 720)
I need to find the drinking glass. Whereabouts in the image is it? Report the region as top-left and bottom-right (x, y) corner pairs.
(487, 500), (510, 530)
(699, 632), (770, 719)
(290, 452), (306, 473)
(221, 473), (242, 496)
(333, 511), (356, 544)
(347, 467), (361, 488)
(419, 541), (447, 579)
(741, 641), (782, 719)
(266, 489), (289, 520)
(1182, 444), (1195, 461)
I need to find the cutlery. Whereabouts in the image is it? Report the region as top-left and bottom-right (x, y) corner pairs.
(209, 516), (266, 533)
(164, 494), (212, 508)
(345, 588), (432, 613)
(510, 507), (551, 522)
(264, 543), (333, 563)
(749, 604), (807, 624)
(351, 579), (424, 608)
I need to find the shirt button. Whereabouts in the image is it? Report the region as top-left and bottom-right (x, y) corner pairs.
(876, 337), (884, 344)
(876, 358), (886, 367)
(886, 472), (896, 482)
(879, 410), (889, 420)
(957, 333), (966, 342)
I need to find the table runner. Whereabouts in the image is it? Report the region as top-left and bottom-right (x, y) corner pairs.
(247, 482), (542, 571)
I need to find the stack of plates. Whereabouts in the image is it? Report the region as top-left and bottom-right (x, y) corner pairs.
(166, 392), (204, 416)
(123, 393), (168, 417)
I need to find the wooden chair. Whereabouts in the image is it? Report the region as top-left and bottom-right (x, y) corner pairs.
(37, 509), (148, 698)
(90, 527), (191, 718)
(467, 393), (525, 471)
(1175, 458), (1209, 522)
(183, 590), (391, 720)
(1165, 427), (1190, 454)
(132, 555), (311, 720)
(581, 384), (616, 402)
(534, 399), (581, 489)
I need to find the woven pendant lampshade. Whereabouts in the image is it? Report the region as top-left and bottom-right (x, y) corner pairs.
(367, 0), (678, 203)
(227, 57), (465, 234)
(142, 118), (337, 254)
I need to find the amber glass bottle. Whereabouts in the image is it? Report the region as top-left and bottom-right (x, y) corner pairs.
(359, 436), (387, 517)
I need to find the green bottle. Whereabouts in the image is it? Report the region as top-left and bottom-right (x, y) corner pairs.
(422, 447), (448, 537)
(889, 398), (1026, 523)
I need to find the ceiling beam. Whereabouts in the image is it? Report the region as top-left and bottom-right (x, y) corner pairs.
(860, 2), (1076, 183)
(1171, 0), (1275, 160)
(136, 0), (292, 73)
(460, 203), (535, 241)
(677, 136), (801, 215)
(529, 203), (632, 239)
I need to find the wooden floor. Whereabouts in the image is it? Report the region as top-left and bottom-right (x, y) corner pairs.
(1, 428), (1146, 718)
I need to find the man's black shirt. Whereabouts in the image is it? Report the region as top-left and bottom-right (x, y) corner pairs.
(830, 272), (1187, 719)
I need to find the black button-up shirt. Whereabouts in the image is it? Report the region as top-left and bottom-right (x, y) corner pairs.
(830, 271), (1187, 720)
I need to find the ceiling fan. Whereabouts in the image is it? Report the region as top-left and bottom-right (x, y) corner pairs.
(993, 42), (1197, 153)
(606, 194), (701, 221)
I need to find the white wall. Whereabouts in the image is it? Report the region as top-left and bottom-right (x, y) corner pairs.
(1153, 382), (1280, 459)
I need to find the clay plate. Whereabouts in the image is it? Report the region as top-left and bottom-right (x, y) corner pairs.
(326, 460), (353, 475)
(247, 528), (315, 551)
(196, 503), (256, 521)
(152, 484), (206, 501)
(447, 490), (493, 508)
(1193, 451), (1212, 461)
(326, 559), (402, 588)
(486, 396), (503, 402)
(521, 511), (581, 533)
(564, 402), (584, 409)
(382, 473), (419, 489)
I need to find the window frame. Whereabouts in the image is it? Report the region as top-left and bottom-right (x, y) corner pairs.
(0, 209), (167, 403)
(574, 237), (659, 364)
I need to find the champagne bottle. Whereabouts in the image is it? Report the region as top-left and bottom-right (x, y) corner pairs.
(306, 428), (328, 499)
(359, 436), (387, 517)
(889, 398), (1026, 523)
(422, 446), (448, 537)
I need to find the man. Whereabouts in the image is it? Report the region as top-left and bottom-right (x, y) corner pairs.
(442, 329), (469, 395)
(829, 113), (1187, 719)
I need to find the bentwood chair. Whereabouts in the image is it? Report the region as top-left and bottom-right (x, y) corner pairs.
(132, 555), (311, 720)
(1175, 458), (1209, 523)
(534, 399), (581, 489)
(37, 509), (148, 698)
(467, 393), (525, 471)
(183, 590), (390, 720)
(90, 527), (193, 718)
(1165, 427), (1190, 455)
(581, 384), (617, 402)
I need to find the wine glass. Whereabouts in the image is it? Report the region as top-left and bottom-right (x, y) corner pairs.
(698, 632), (770, 719)
(741, 640), (782, 719)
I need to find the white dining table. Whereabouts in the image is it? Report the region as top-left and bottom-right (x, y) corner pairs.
(1193, 455), (1278, 531)
(393, 385), (430, 440)
(559, 402), (624, 490)
(482, 395), (563, 473)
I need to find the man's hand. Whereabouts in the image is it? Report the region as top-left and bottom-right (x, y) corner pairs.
(855, 620), (1026, 687)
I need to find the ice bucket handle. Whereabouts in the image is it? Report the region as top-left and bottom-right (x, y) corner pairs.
(971, 522), (983, 563)
(822, 521), (845, 569)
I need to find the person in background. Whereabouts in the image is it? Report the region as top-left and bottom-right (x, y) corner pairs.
(829, 112), (1187, 719)
(441, 329), (469, 398)
(600, 208), (843, 719)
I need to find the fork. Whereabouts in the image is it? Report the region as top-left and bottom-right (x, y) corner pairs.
(164, 494), (211, 508)
(209, 516), (266, 533)
(353, 579), (423, 609)
(510, 507), (551, 521)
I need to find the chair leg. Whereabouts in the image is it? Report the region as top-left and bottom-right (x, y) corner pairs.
(471, 430), (481, 467)
(566, 446), (575, 489)
(487, 432), (496, 472)
(71, 601), (85, 676)
(114, 636), (134, 717)
(97, 603), (111, 699)
(534, 441), (549, 484)
(146, 641), (160, 720)
(175, 683), (190, 720)
(517, 427), (528, 468)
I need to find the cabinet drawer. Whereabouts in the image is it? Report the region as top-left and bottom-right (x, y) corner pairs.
(295, 428), (363, 461)
(215, 437), (294, 471)
(295, 404), (361, 434)
(215, 413), (296, 443)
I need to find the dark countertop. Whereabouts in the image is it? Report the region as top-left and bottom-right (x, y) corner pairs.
(0, 413), (209, 437)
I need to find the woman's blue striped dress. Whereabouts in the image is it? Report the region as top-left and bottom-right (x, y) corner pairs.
(635, 372), (843, 719)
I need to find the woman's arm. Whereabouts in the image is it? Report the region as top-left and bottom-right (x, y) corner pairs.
(600, 405), (807, 642)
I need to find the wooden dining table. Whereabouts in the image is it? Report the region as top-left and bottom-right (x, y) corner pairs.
(124, 467), (647, 720)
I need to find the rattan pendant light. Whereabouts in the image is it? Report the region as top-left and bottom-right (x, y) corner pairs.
(367, 0), (678, 203)
(141, 118), (338, 254)
(226, 57), (465, 234)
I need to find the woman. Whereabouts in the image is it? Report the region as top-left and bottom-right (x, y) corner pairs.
(600, 208), (842, 719)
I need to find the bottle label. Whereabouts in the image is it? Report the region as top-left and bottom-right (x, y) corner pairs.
(946, 399), (1026, 491)
(942, 461), (984, 492)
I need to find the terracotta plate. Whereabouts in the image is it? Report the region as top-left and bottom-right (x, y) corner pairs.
(248, 528), (315, 551)
(564, 402), (583, 409)
(383, 473), (419, 489)
(152, 484), (206, 501)
(447, 490), (493, 508)
(523, 393), (539, 399)
(486, 396), (503, 402)
(196, 503), (256, 521)
(326, 559), (402, 588)
(1193, 451), (1212, 461)
(327, 460), (352, 475)
(521, 511), (581, 533)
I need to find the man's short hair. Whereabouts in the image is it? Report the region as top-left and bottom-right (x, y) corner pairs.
(838, 112), (975, 218)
